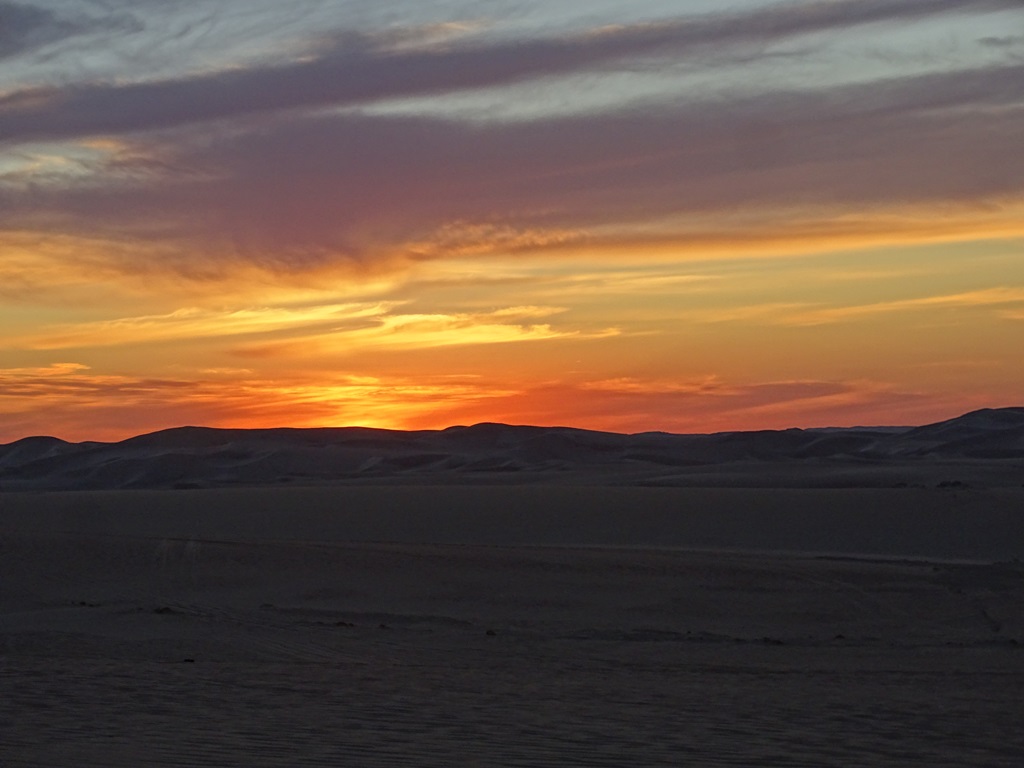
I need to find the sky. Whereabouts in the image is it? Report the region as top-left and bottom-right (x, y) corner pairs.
(1, 0), (1023, 442)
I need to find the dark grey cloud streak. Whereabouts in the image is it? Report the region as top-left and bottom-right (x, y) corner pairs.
(0, 2), (84, 59)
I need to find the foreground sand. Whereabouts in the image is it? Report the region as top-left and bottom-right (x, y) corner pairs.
(3, 486), (1024, 766)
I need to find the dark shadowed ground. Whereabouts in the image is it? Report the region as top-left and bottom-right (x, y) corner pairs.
(2, 484), (1023, 766)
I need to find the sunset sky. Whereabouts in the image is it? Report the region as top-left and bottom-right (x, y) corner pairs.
(1, 0), (1022, 441)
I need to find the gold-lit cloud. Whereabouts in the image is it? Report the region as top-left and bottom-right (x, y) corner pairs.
(0, 362), (92, 378)
(6, 297), (597, 365)
(233, 307), (614, 359)
(656, 287), (1024, 328)
(781, 287), (1024, 326)
(489, 305), (568, 319)
(355, 311), (566, 348)
(14, 302), (400, 350)
(401, 221), (584, 261)
(527, 202), (1024, 264)
(580, 376), (727, 395)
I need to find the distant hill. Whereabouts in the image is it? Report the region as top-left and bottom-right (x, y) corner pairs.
(2, 408), (1023, 491)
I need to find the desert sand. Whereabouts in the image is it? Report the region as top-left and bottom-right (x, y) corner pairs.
(3, 409), (1024, 765)
(3, 481), (1024, 767)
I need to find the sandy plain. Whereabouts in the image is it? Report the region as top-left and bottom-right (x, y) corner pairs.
(3, 484), (1024, 766)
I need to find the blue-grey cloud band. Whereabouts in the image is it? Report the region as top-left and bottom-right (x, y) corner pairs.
(0, 0), (1019, 144)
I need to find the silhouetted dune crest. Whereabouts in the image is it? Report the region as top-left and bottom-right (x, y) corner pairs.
(902, 407), (1024, 440)
(1, 407), (1022, 490)
(0, 435), (72, 467)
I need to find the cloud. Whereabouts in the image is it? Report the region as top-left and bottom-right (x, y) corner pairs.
(3, 57), (1022, 282)
(0, 362), (90, 378)
(12, 301), (397, 350)
(393, 375), (942, 435)
(229, 306), (607, 359)
(0, 362), (939, 443)
(668, 287), (1024, 327)
(0, 2), (142, 64)
(781, 287), (1024, 326)
(0, 363), (522, 442)
(0, 3), (79, 60)
(580, 376), (729, 396)
(1, 1), (1021, 289)
(0, 362), (199, 441)
(489, 305), (567, 319)
(7, 301), (589, 357)
(979, 35), (1024, 48)
(0, 0), (1019, 144)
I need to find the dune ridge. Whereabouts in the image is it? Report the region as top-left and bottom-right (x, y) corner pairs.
(2, 407), (1022, 491)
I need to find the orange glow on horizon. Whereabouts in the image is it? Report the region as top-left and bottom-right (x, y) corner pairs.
(0, 353), (1016, 443)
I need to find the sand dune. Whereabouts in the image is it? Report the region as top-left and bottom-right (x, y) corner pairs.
(2, 407), (1023, 491)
